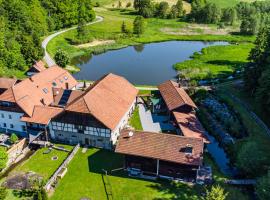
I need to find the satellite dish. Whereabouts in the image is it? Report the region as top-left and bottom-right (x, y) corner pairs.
(128, 131), (134, 137)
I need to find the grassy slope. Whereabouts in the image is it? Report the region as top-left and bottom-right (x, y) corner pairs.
(174, 43), (253, 80)
(51, 148), (200, 200)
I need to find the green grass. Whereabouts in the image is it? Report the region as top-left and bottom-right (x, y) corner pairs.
(47, 9), (255, 59)
(174, 43), (253, 80)
(208, 0), (263, 8)
(129, 106), (143, 130)
(12, 145), (72, 181)
(51, 148), (201, 200)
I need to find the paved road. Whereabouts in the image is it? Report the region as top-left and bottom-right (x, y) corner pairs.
(42, 16), (104, 67)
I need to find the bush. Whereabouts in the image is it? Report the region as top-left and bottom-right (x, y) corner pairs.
(0, 149), (7, 170)
(205, 185), (228, 200)
(0, 187), (7, 200)
(10, 133), (18, 144)
(54, 49), (70, 67)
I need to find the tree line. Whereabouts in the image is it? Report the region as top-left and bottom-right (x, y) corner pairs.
(0, 0), (95, 75)
(134, 0), (184, 19)
(133, 0), (270, 35)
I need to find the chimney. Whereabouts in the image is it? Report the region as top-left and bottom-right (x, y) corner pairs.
(65, 82), (69, 89)
(40, 98), (46, 105)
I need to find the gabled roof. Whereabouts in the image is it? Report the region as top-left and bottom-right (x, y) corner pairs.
(173, 112), (209, 143)
(115, 130), (204, 166)
(66, 73), (138, 130)
(0, 66), (77, 116)
(0, 78), (17, 90)
(27, 61), (46, 73)
(21, 106), (63, 125)
(158, 80), (197, 111)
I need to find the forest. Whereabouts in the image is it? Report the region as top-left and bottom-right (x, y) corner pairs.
(0, 0), (95, 77)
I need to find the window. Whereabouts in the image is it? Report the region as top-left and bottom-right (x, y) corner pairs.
(8, 115), (12, 119)
(71, 135), (77, 138)
(22, 125), (26, 132)
(1, 114), (4, 118)
(3, 123), (6, 127)
(52, 82), (57, 87)
(10, 124), (14, 129)
(43, 88), (48, 94)
(64, 76), (68, 80)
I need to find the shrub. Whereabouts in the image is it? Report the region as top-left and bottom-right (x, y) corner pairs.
(10, 133), (18, 144)
(0, 187), (7, 200)
(54, 49), (70, 67)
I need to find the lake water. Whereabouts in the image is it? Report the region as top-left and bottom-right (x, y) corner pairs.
(72, 41), (228, 85)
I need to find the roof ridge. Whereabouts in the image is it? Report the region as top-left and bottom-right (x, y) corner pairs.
(127, 129), (204, 142)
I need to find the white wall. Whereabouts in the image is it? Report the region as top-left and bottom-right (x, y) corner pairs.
(0, 110), (26, 133)
(111, 99), (136, 145)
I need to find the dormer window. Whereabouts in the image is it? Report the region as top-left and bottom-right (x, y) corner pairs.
(64, 76), (68, 80)
(185, 144), (193, 154)
(43, 88), (48, 94)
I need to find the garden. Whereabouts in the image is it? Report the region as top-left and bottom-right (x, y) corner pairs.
(2, 144), (72, 200)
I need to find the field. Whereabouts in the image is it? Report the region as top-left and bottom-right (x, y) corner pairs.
(50, 148), (201, 200)
(174, 43), (253, 80)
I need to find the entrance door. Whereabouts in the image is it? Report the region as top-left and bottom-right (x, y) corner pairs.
(85, 138), (90, 146)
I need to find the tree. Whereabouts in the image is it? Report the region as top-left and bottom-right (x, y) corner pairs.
(156, 2), (169, 18)
(118, 1), (122, 8)
(240, 16), (259, 35)
(10, 133), (18, 144)
(41, 188), (48, 200)
(126, 2), (132, 8)
(236, 142), (268, 176)
(54, 49), (70, 67)
(175, 0), (184, 17)
(134, 0), (153, 17)
(256, 69), (270, 113)
(133, 16), (145, 35)
(222, 8), (237, 25)
(205, 185), (228, 200)
(0, 187), (7, 200)
(0, 148), (7, 170)
(168, 5), (178, 19)
(256, 171), (270, 200)
(121, 21), (128, 33)
(203, 3), (222, 24)
(77, 0), (88, 38)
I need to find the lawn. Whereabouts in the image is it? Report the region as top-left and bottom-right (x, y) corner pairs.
(12, 145), (72, 181)
(174, 43), (253, 80)
(208, 0), (263, 8)
(51, 148), (201, 200)
(129, 106), (143, 130)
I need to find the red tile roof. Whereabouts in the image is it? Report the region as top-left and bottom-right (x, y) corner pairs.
(158, 80), (197, 111)
(0, 78), (17, 90)
(0, 66), (77, 116)
(173, 112), (209, 143)
(21, 106), (63, 125)
(115, 130), (204, 166)
(66, 73), (138, 130)
(28, 61), (46, 73)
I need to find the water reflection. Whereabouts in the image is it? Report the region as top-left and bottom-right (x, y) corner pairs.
(72, 41), (228, 85)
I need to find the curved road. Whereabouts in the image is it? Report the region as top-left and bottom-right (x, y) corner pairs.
(42, 16), (104, 67)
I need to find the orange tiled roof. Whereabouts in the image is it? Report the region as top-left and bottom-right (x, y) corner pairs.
(115, 130), (204, 166)
(158, 80), (197, 111)
(29, 61), (46, 73)
(21, 106), (63, 125)
(173, 111), (209, 143)
(0, 66), (77, 116)
(0, 78), (17, 90)
(66, 73), (138, 130)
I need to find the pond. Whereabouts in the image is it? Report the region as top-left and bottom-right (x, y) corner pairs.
(72, 41), (228, 85)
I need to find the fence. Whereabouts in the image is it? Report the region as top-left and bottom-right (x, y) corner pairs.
(44, 143), (80, 191)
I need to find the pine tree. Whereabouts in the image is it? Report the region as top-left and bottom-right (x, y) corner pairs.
(133, 16), (145, 35)
(121, 21), (128, 33)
